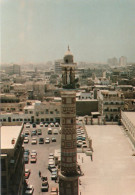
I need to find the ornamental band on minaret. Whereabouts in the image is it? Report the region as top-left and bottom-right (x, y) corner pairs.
(59, 47), (79, 195)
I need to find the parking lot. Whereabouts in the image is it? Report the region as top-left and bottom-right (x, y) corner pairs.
(23, 123), (61, 195)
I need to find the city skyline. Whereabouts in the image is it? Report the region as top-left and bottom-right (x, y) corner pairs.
(1, 0), (135, 64)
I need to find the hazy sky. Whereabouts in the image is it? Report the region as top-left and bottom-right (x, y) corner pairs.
(1, 0), (135, 63)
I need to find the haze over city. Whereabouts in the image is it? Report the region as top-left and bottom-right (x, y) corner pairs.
(1, 0), (135, 64)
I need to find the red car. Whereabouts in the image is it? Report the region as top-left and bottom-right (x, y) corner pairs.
(25, 169), (31, 179)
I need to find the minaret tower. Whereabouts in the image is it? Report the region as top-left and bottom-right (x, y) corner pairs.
(59, 47), (79, 195)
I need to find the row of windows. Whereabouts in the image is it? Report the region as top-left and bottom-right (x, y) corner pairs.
(0, 118), (57, 122)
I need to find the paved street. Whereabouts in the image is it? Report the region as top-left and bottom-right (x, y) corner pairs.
(23, 124), (60, 195)
(78, 125), (135, 195)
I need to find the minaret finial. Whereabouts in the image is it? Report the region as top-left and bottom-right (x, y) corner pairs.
(68, 45), (70, 51)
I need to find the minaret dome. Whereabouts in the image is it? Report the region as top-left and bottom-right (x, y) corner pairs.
(64, 46), (74, 64)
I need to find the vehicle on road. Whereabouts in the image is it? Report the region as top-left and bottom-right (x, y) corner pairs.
(25, 169), (31, 179)
(31, 138), (37, 144)
(41, 181), (49, 192)
(25, 184), (34, 195)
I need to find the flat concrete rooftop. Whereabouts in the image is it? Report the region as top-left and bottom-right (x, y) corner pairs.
(1, 126), (22, 149)
(78, 125), (135, 195)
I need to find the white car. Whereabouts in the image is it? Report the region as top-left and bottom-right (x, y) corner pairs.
(25, 184), (34, 195)
(26, 123), (30, 128)
(31, 150), (37, 156)
(24, 138), (29, 144)
(40, 122), (43, 127)
(45, 138), (50, 144)
(53, 129), (58, 134)
(31, 138), (37, 144)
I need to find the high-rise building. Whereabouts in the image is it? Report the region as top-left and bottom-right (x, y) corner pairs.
(108, 57), (118, 66)
(59, 47), (79, 195)
(119, 56), (127, 66)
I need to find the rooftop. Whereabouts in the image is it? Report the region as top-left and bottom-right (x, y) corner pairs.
(78, 125), (135, 195)
(1, 125), (22, 149)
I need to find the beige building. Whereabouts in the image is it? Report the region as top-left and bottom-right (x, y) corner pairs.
(121, 111), (135, 146)
(1, 124), (24, 195)
(98, 90), (124, 122)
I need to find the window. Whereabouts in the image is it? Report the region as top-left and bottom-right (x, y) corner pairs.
(66, 135), (71, 140)
(50, 111), (53, 114)
(66, 98), (71, 104)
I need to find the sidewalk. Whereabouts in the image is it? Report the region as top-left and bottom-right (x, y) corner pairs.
(78, 125), (135, 195)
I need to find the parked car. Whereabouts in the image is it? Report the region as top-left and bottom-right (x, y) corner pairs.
(50, 123), (54, 127)
(50, 187), (58, 195)
(26, 123), (30, 128)
(37, 129), (42, 135)
(24, 130), (30, 136)
(31, 130), (37, 136)
(48, 128), (52, 134)
(24, 138), (29, 144)
(39, 138), (44, 144)
(51, 171), (57, 180)
(24, 149), (29, 155)
(32, 123), (36, 128)
(45, 123), (49, 127)
(31, 138), (37, 144)
(31, 150), (37, 156)
(41, 181), (49, 192)
(55, 122), (59, 127)
(45, 138), (50, 144)
(25, 169), (31, 179)
(25, 184), (34, 195)
(30, 155), (37, 163)
(53, 129), (58, 134)
(24, 156), (29, 164)
(51, 137), (56, 142)
(40, 122), (44, 127)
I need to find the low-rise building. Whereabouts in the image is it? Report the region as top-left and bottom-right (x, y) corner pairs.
(98, 90), (124, 122)
(1, 123), (24, 195)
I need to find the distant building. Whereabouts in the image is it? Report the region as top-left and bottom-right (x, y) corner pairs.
(108, 57), (118, 66)
(98, 90), (124, 122)
(1, 124), (24, 195)
(5, 64), (21, 75)
(119, 56), (127, 66)
(55, 59), (63, 74)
